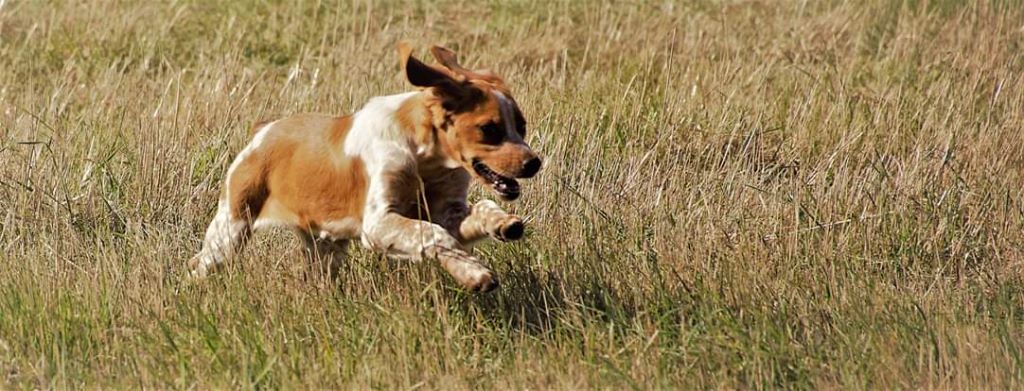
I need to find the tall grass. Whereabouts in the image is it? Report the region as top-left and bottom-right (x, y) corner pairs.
(1, 0), (1022, 388)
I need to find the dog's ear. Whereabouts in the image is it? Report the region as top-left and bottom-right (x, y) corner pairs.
(400, 42), (457, 87)
(399, 43), (479, 110)
(430, 45), (506, 87)
(430, 45), (469, 74)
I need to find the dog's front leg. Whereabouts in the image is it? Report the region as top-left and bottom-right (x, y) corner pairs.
(451, 200), (525, 244)
(364, 213), (499, 292)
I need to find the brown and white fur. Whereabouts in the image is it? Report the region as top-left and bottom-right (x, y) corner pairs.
(189, 44), (541, 292)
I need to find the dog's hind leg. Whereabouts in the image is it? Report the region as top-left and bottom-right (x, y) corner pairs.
(189, 156), (268, 278)
(189, 198), (253, 278)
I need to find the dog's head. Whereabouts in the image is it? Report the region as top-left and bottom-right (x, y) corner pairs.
(400, 44), (541, 201)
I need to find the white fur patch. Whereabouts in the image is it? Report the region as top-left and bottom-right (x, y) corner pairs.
(343, 91), (418, 157)
(317, 218), (362, 240)
(343, 92), (422, 241)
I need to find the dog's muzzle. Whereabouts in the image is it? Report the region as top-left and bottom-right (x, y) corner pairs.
(473, 159), (521, 201)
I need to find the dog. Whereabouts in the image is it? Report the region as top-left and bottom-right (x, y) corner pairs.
(189, 44), (541, 292)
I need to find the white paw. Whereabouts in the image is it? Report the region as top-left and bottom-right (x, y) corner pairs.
(464, 268), (499, 293)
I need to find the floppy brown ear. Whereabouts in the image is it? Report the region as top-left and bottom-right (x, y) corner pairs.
(430, 45), (505, 86)
(430, 45), (469, 74)
(400, 42), (460, 88)
(398, 43), (478, 109)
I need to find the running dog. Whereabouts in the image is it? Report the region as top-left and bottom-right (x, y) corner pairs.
(189, 44), (541, 292)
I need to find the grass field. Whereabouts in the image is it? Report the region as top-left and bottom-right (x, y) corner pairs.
(1, 0), (1023, 388)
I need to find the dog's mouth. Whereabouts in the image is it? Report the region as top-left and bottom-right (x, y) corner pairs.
(472, 159), (520, 201)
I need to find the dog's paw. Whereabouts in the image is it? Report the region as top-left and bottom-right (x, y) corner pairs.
(466, 270), (500, 293)
(492, 217), (525, 242)
(187, 254), (220, 279)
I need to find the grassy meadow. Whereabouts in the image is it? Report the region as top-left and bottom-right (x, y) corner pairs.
(1, 0), (1023, 388)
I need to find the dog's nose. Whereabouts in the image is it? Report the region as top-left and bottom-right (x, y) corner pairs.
(520, 157), (542, 178)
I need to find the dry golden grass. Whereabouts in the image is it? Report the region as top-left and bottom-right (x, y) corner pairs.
(1, 0), (1022, 388)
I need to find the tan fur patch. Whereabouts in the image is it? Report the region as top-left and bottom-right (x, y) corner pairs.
(228, 114), (369, 231)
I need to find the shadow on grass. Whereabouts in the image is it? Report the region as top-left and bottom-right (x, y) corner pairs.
(460, 265), (644, 336)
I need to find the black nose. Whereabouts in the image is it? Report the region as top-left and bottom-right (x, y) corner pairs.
(520, 157), (542, 178)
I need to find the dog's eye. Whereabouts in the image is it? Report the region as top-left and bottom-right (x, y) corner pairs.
(479, 122), (504, 144)
(480, 122), (501, 135)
